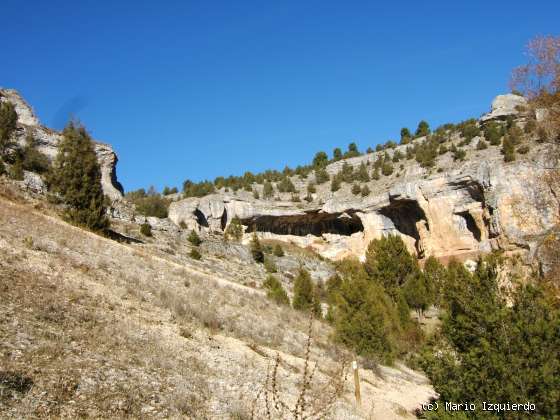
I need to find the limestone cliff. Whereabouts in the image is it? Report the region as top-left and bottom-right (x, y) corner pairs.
(0, 88), (123, 200)
(168, 94), (558, 263)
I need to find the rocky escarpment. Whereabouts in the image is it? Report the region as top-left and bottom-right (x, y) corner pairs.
(0, 88), (123, 200)
(169, 94), (558, 263)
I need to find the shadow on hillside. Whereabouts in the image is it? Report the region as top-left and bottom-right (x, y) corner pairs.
(106, 229), (144, 244)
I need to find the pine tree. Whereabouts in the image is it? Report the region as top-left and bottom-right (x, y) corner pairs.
(273, 243), (284, 257)
(371, 167), (380, 180)
(312, 151), (329, 168)
(224, 216), (243, 241)
(188, 230), (202, 246)
(351, 183), (361, 195)
(381, 161), (394, 176)
(314, 167), (329, 184)
(332, 147), (343, 161)
(263, 275), (290, 305)
(47, 121), (109, 232)
(0, 101), (18, 154)
(415, 120), (431, 137)
(330, 174), (341, 192)
(360, 185), (371, 197)
(502, 135), (516, 162)
(364, 235), (419, 296)
(357, 162), (370, 182)
(400, 127), (411, 144)
(263, 181), (274, 198)
(250, 232), (264, 263)
(292, 268), (315, 312)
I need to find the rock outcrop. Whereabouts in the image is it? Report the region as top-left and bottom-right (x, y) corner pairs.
(0, 88), (123, 200)
(480, 93), (528, 121)
(169, 95), (558, 263)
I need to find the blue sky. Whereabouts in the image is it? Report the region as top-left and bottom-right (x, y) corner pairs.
(2, 1), (558, 192)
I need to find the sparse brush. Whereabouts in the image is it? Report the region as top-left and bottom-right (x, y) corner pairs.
(250, 315), (348, 419)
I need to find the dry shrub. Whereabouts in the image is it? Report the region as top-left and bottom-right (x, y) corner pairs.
(250, 317), (348, 419)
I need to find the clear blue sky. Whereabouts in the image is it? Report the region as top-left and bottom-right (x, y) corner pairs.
(2, 1), (558, 192)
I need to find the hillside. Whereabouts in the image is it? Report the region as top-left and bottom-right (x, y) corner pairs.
(1, 79), (559, 419)
(0, 181), (435, 418)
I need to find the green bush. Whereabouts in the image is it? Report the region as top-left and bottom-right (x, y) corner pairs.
(314, 168), (329, 184)
(262, 181), (273, 198)
(273, 244), (284, 257)
(162, 186), (178, 195)
(415, 120), (431, 137)
(360, 185), (370, 197)
(264, 257), (277, 273)
(292, 268), (321, 315)
(330, 174), (341, 192)
(357, 162), (369, 182)
(306, 182), (316, 194)
(420, 258), (560, 417)
(483, 121), (503, 145)
(189, 248), (202, 260)
(188, 230), (202, 246)
(250, 232), (264, 263)
(0, 101), (18, 154)
(263, 275), (290, 305)
(364, 234), (419, 296)
(126, 187), (170, 218)
(225, 217), (243, 241)
(524, 119), (536, 134)
(182, 179), (215, 197)
(47, 121), (109, 232)
(381, 161), (394, 176)
(371, 167), (380, 180)
(9, 155), (24, 180)
(517, 145), (530, 154)
(140, 222), (152, 237)
(476, 139), (488, 150)
(502, 135), (516, 162)
(351, 183), (361, 195)
(21, 134), (50, 173)
(400, 127), (411, 144)
(277, 177), (296, 193)
(332, 262), (401, 363)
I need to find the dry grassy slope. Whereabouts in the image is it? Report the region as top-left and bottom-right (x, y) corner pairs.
(0, 186), (435, 419)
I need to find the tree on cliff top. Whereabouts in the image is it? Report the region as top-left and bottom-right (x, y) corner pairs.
(48, 121), (109, 232)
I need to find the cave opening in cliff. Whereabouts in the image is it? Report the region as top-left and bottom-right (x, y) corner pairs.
(241, 211), (364, 237)
(194, 209), (209, 228)
(457, 211), (482, 241)
(378, 200), (428, 252)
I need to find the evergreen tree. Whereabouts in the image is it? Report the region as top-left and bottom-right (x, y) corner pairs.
(351, 183), (361, 195)
(364, 235), (419, 296)
(371, 167), (380, 180)
(360, 185), (371, 197)
(402, 272), (432, 318)
(400, 127), (411, 144)
(263, 275), (290, 305)
(332, 147), (343, 161)
(250, 232), (264, 263)
(357, 162), (369, 182)
(330, 174), (342, 192)
(9, 153), (24, 180)
(423, 256), (447, 306)
(273, 243), (284, 257)
(307, 182), (316, 194)
(476, 139), (488, 150)
(263, 181), (274, 198)
(381, 161), (394, 176)
(224, 216), (243, 241)
(314, 167), (329, 184)
(415, 120), (431, 137)
(277, 176), (296, 193)
(188, 230), (202, 246)
(333, 263), (401, 363)
(502, 135), (516, 162)
(345, 142), (360, 158)
(0, 101), (18, 154)
(421, 257), (560, 417)
(312, 151), (329, 168)
(22, 133), (50, 173)
(48, 121), (109, 232)
(292, 268), (315, 312)
(484, 122), (503, 145)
